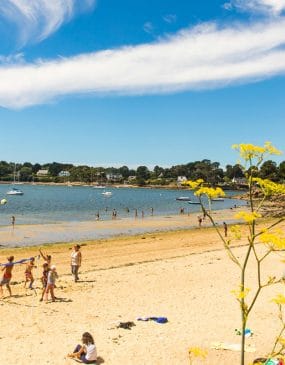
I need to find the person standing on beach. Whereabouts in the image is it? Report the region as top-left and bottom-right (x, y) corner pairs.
(71, 244), (82, 282)
(44, 265), (58, 302)
(0, 256), (14, 297)
(151, 207), (154, 216)
(198, 216), (202, 228)
(24, 257), (36, 289)
(11, 215), (15, 229)
(223, 222), (228, 237)
(40, 263), (49, 302)
(135, 209), (138, 219)
(39, 248), (52, 268)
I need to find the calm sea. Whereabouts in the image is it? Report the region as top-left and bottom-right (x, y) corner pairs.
(0, 184), (246, 226)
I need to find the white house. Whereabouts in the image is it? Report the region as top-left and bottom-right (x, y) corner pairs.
(177, 176), (187, 183)
(58, 170), (70, 177)
(36, 169), (49, 176)
(232, 177), (247, 185)
(106, 173), (123, 182)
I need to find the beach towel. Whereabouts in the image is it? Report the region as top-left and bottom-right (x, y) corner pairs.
(210, 341), (256, 353)
(136, 316), (168, 323)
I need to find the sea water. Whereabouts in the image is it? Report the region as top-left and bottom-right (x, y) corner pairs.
(0, 184), (246, 226)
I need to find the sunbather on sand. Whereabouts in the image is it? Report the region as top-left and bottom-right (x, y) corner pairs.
(68, 332), (97, 364)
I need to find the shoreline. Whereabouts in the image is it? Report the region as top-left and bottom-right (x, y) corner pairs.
(0, 180), (247, 191)
(0, 207), (247, 248)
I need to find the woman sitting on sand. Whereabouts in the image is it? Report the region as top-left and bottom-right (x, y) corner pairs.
(68, 332), (97, 364)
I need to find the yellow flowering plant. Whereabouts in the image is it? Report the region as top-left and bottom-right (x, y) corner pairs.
(186, 142), (285, 365)
(188, 347), (208, 364)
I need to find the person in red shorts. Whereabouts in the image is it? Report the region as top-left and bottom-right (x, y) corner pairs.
(0, 256), (14, 297)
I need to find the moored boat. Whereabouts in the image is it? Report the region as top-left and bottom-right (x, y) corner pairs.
(176, 196), (192, 201)
(6, 187), (24, 196)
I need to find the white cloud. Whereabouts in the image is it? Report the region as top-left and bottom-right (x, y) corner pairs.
(0, 0), (96, 46)
(1, 19), (285, 108)
(143, 22), (154, 34)
(163, 14), (177, 24)
(224, 0), (285, 15)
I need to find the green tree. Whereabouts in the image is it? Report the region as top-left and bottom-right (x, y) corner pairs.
(48, 162), (64, 177)
(259, 160), (279, 181)
(279, 161), (285, 181)
(19, 167), (33, 181)
(136, 166), (150, 180)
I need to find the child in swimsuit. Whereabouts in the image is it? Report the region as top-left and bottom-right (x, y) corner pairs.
(24, 257), (36, 289)
(40, 263), (49, 302)
(0, 256), (14, 297)
(44, 265), (58, 302)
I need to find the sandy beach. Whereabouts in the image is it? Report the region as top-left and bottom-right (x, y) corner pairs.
(0, 210), (284, 365)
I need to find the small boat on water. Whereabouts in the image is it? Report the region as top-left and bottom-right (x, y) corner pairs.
(176, 196), (192, 201)
(93, 185), (106, 189)
(102, 191), (112, 196)
(6, 187), (24, 196)
(188, 200), (201, 205)
(211, 198), (224, 201)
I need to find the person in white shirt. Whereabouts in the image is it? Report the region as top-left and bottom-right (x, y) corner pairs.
(44, 265), (58, 302)
(68, 332), (97, 364)
(71, 244), (82, 282)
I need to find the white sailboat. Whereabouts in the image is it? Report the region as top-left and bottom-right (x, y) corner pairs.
(102, 191), (112, 196)
(6, 164), (24, 195)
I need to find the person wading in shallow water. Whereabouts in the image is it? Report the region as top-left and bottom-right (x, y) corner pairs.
(11, 216), (15, 229)
(71, 244), (82, 282)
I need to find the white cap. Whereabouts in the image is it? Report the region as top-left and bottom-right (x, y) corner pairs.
(51, 265), (56, 270)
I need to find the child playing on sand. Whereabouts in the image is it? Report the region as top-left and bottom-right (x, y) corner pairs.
(40, 263), (49, 302)
(71, 244), (82, 282)
(44, 265), (58, 302)
(39, 248), (52, 268)
(68, 332), (97, 364)
(0, 256), (14, 297)
(24, 257), (36, 289)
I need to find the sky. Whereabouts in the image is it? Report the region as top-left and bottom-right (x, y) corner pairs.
(0, 0), (285, 169)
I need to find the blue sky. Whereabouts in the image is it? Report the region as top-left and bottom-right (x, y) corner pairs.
(0, 0), (285, 168)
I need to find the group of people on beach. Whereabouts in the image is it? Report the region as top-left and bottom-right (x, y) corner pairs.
(0, 244), (82, 301)
(0, 245), (97, 363)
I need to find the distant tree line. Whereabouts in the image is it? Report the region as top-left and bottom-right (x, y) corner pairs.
(0, 159), (285, 186)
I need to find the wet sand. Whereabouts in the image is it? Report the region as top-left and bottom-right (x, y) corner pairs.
(0, 207), (243, 247)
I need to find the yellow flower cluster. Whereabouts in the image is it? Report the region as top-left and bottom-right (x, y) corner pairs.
(232, 142), (282, 162)
(252, 178), (285, 197)
(231, 286), (251, 299)
(230, 225), (242, 239)
(183, 179), (204, 189)
(259, 232), (285, 250)
(272, 294), (285, 305)
(235, 211), (262, 223)
(188, 347), (208, 359)
(195, 186), (225, 199)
